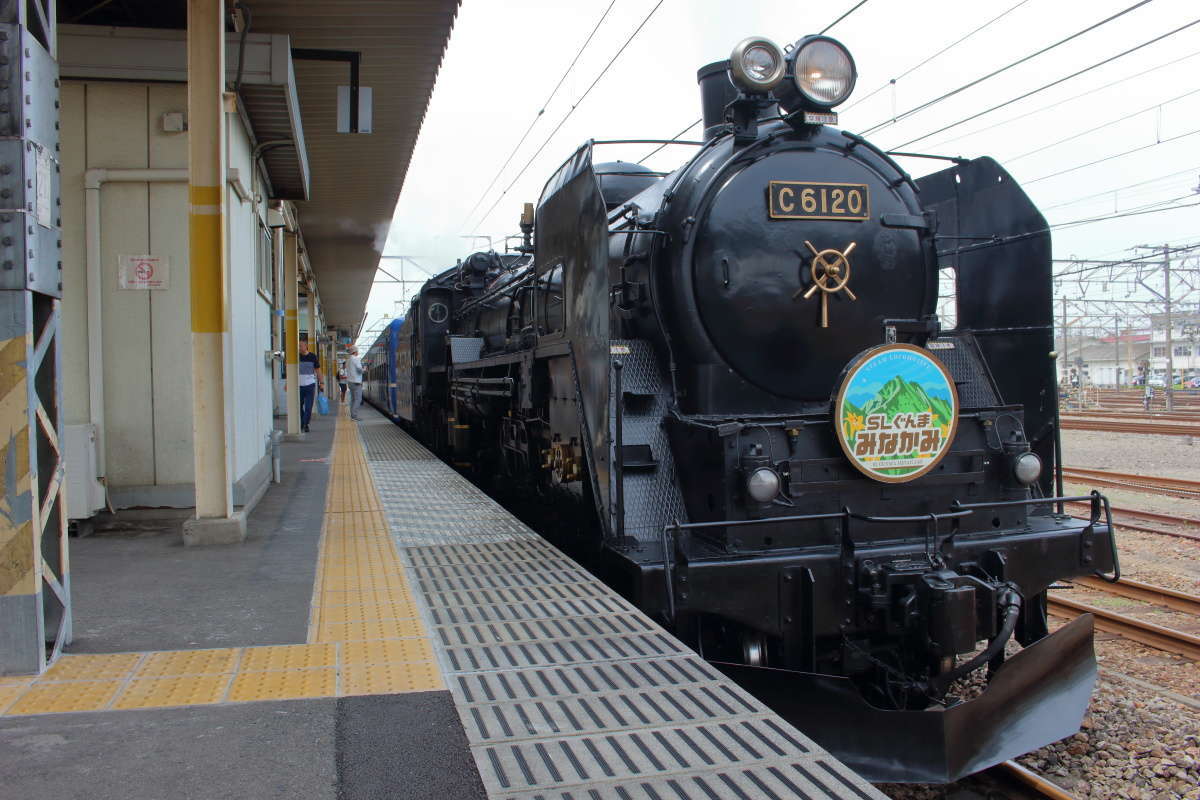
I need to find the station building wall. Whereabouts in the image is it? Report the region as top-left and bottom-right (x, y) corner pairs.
(61, 80), (277, 509)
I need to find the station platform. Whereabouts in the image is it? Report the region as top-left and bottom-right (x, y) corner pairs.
(0, 406), (884, 800)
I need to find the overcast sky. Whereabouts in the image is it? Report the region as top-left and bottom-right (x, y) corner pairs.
(358, 0), (1200, 341)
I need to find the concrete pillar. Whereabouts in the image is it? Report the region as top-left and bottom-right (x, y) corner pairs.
(321, 338), (333, 399)
(182, 0), (243, 545)
(284, 232), (300, 437)
(307, 282), (317, 350)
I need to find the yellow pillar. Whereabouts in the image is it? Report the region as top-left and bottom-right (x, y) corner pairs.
(183, 0), (241, 545)
(284, 232), (300, 436)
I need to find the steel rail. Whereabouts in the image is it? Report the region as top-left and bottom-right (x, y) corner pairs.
(993, 760), (1078, 800)
(1065, 410), (1200, 421)
(1060, 416), (1200, 436)
(1062, 467), (1200, 497)
(1063, 500), (1200, 542)
(1047, 595), (1200, 661)
(1073, 575), (1200, 615)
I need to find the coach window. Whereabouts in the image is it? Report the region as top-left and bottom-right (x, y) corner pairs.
(540, 264), (564, 333)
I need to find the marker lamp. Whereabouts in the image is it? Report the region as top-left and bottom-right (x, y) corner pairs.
(792, 37), (856, 107)
(746, 467), (781, 503)
(729, 37), (786, 92)
(1013, 452), (1043, 486)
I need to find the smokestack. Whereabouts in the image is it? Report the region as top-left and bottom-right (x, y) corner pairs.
(697, 60), (780, 141)
(697, 61), (736, 141)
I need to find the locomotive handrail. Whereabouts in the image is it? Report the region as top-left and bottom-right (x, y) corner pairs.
(453, 267), (537, 320)
(665, 492), (1112, 537)
(950, 494), (1097, 511)
(848, 509), (973, 524)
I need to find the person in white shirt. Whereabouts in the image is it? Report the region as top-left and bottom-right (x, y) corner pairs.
(345, 346), (364, 421)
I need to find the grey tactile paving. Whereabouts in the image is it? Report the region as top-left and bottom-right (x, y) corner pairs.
(425, 595), (634, 626)
(440, 631), (692, 672)
(433, 613), (659, 650)
(447, 657), (734, 706)
(356, 414), (884, 800)
(494, 757), (879, 800)
(474, 725), (862, 796)
(421, 582), (621, 611)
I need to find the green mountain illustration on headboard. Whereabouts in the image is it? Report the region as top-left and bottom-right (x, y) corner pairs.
(843, 375), (954, 440)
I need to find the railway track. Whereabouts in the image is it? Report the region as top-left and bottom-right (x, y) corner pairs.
(1062, 467), (1200, 498)
(1073, 575), (1200, 615)
(1048, 585), (1200, 662)
(1062, 500), (1200, 542)
(988, 760), (1078, 800)
(1059, 415), (1200, 436)
(1066, 410), (1200, 423)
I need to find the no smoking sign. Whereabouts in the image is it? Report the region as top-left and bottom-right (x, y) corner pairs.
(118, 254), (170, 290)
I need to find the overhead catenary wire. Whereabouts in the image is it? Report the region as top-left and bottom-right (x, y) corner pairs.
(890, 17), (1200, 150)
(1036, 166), (1200, 214)
(1005, 87), (1200, 164)
(1040, 166), (1200, 212)
(639, 117), (703, 162)
(1026, 126), (1200, 185)
(819, 0), (870, 34)
(469, 0), (668, 232)
(859, 0), (1157, 137)
(458, 0), (618, 231)
(634, 1), (878, 168)
(939, 199), (1200, 258)
(1052, 243), (1200, 279)
(841, 0), (1031, 114)
(924, 47), (1200, 151)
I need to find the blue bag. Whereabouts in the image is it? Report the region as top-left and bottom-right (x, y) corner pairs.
(317, 393), (330, 416)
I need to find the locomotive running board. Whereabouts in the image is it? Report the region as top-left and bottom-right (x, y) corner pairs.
(713, 613), (1096, 783)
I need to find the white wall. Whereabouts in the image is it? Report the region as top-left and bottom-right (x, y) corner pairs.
(225, 111), (275, 482)
(61, 79), (276, 501)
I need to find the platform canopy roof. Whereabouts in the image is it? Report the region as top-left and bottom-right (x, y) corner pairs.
(58, 0), (461, 330)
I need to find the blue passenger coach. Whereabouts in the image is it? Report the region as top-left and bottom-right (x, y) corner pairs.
(362, 318), (406, 418)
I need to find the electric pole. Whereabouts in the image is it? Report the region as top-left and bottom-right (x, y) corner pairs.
(1060, 296), (1068, 388)
(1164, 243), (1175, 411)
(1114, 315), (1120, 386)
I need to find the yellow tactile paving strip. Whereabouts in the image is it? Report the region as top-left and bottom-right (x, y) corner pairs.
(0, 412), (441, 717)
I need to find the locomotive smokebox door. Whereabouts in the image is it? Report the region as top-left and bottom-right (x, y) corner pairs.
(686, 135), (936, 401)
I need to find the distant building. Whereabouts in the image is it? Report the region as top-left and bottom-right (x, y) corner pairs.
(1147, 311), (1200, 382)
(1056, 331), (1150, 386)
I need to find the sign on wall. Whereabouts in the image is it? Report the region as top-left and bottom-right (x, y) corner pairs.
(118, 255), (170, 290)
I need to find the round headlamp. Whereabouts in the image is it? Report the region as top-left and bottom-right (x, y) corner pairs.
(746, 467), (781, 503)
(1013, 452), (1043, 486)
(729, 37), (786, 93)
(790, 36), (856, 108)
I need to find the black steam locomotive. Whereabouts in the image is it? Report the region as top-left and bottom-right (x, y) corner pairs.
(365, 34), (1118, 782)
